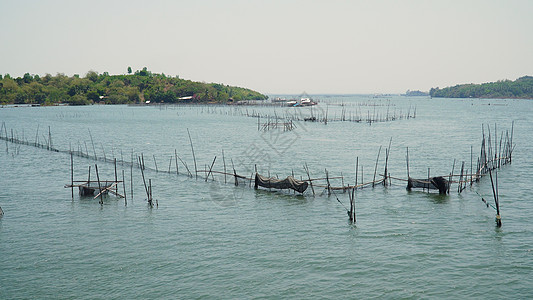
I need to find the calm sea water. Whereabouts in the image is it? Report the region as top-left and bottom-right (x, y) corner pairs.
(1, 96), (532, 299)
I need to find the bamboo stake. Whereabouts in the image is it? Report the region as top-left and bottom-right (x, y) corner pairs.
(114, 158), (118, 194)
(153, 155), (158, 172)
(139, 157), (149, 200)
(101, 144), (106, 161)
(122, 169), (127, 206)
(222, 150), (227, 184)
(406, 147), (410, 179)
(95, 164), (103, 205)
(88, 129), (97, 160)
(177, 155), (192, 177)
(187, 128), (198, 179)
(35, 124), (39, 147)
(70, 152), (74, 199)
(87, 166), (91, 185)
(325, 168), (331, 195)
(130, 153), (133, 201)
(373, 145), (382, 187)
(488, 169), (501, 227)
(304, 163), (315, 197)
(206, 156), (217, 182)
(449, 159), (455, 194)
(175, 149), (179, 175)
(355, 157), (358, 190)
(231, 159), (238, 186)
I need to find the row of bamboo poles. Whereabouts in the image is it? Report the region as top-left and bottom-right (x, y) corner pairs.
(189, 103), (416, 126)
(0, 121), (514, 226)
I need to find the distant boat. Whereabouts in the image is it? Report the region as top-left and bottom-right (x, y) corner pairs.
(286, 98), (317, 107)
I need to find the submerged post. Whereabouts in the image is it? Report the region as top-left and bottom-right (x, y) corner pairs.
(70, 152), (74, 199)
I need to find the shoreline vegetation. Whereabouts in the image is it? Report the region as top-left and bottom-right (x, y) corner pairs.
(0, 67), (268, 106)
(430, 76), (533, 99)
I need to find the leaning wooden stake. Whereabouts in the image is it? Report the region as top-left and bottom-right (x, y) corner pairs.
(231, 159), (238, 186)
(187, 128), (198, 179)
(153, 155), (158, 172)
(139, 157), (150, 201)
(373, 145), (382, 187)
(95, 164), (103, 205)
(206, 156), (217, 182)
(89, 129), (97, 160)
(488, 169), (502, 227)
(304, 163), (315, 197)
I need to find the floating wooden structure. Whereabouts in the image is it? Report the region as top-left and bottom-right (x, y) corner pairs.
(66, 180), (123, 198)
(254, 173), (308, 193)
(407, 176), (450, 194)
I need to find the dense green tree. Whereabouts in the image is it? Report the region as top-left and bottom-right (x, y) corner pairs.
(86, 71), (98, 82)
(127, 66), (132, 74)
(430, 76), (533, 99)
(0, 68), (268, 105)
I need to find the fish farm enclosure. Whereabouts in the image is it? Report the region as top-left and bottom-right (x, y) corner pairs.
(1, 95), (532, 299)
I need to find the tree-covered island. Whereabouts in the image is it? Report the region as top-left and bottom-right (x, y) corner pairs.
(0, 67), (268, 105)
(430, 76), (533, 99)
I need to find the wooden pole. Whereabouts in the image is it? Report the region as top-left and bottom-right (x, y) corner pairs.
(488, 169), (502, 227)
(427, 168), (430, 192)
(222, 149), (227, 184)
(509, 121), (514, 163)
(175, 149), (179, 175)
(114, 158), (118, 194)
(304, 163), (315, 197)
(89, 129), (97, 160)
(95, 164), (103, 205)
(148, 179), (153, 207)
(122, 169), (127, 206)
(373, 145), (382, 187)
(406, 147), (410, 179)
(325, 168), (331, 196)
(231, 159), (238, 186)
(139, 157), (149, 200)
(48, 126), (52, 150)
(70, 152), (74, 199)
(101, 144), (106, 161)
(355, 157), (358, 190)
(35, 124), (39, 147)
(187, 128), (198, 179)
(130, 153), (133, 201)
(383, 138), (392, 186)
(449, 159), (455, 194)
(206, 156), (217, 182)
(88, 165), (91, 185)
(153, 155), (158, 172)
(177, 155), (192, 177)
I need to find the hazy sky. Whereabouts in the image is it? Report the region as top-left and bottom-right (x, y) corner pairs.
(1, 0), (532, 94)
